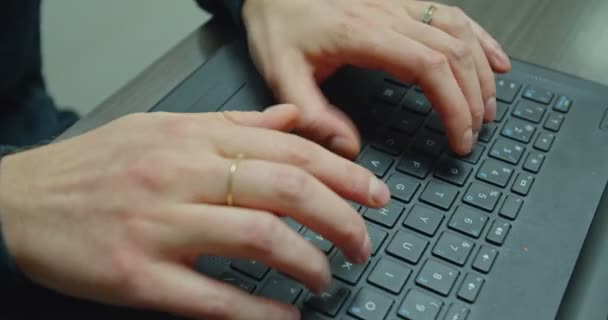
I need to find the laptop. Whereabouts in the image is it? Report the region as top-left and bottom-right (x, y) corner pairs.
(150, 39), (608, 320)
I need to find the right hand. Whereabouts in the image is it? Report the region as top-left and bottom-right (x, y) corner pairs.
(0, 105), (390, 320)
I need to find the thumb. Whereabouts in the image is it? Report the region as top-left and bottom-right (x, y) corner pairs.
(221, 104), (300, 132)
(270, 53), (360, 159)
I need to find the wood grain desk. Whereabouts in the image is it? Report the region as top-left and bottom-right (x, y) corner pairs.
(58, 1), (608, 319)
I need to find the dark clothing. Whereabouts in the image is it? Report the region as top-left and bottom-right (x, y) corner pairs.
(0, 0), (243, 317)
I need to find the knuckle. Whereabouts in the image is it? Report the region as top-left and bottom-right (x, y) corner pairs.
(283, 141), (316, 168)
(273, 166), (314, 205)
(421, 51), (449, 72)
(448, 40), (472, 63)
(203, 291), (232, 319)
(106, 247), (142, 295)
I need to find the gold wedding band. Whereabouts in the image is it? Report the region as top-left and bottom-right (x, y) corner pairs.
(226, 153), (244, 206)
(422, 5), (438, 25)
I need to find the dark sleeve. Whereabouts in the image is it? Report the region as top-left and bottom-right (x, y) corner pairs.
(195, 0), (245, 26)
(0, 146), (31, 290)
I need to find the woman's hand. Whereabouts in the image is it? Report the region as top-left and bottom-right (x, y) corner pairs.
(243, 0), (511, 157)
(0, 105), (390, 320)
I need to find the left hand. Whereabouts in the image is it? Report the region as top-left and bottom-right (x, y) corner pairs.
(242, 0), (511, 158)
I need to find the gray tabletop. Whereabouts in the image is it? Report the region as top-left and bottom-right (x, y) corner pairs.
(59, 0), (608, 140)
(57, 2), (608, 318)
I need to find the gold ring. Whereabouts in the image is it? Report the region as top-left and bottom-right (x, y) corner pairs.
(226, 153), (244, 206)
(422, 5), (438, 25)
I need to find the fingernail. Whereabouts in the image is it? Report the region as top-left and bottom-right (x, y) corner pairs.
(463, 128), (474, 154)
(355, 235), (372, 264)
(485, 96), (497, 121)
(473, 132), (479, 143)
(494, 49), (510, 67)
(368, 177), (390, 207)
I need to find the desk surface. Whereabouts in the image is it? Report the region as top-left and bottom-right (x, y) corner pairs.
(59, 2), (608, 318)
(60, 0), (608, 140)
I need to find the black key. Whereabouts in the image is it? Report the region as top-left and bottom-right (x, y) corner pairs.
(403, 205), (445, 236)
(357, 147), (394, 177)
(347, 288), (393, 320)
(282, 217), (302, 232)
(217, 271), (256, 293)
(501, 119), (536, 143)
(472, 246), (499, 273)
(368, 258), (412, 294)
(544, 113), (565, 132)
(457, 274), (485, 303)
(445, 304), (470, 320)
(434, 156), (473, 187)
(386, 230), (429, 264)
(432, 232), (475, 266)
(232, 259), (269, 280)
(448, 206), (488, 238)
(387, 173), (421, 203)
(426, 112), (445, 133)
(367, 104), (394, 125)
(259, 275), (303, 304)
(523, 86), (554, 105)
(416, 259), (459, 296)
(486, 220), (511, 245)
(306, 282), (351, 317)
(523, 151), (545, 173)
(303, 228), (334, 253)
(512, 100), (546, 123)
(451, 144), (485, 165)
(512, 173), (534, 196)
(403, 90), (432, 115)
(496, 78), (521, 103)
(489, 138), (526, 165)
(371, 129), (409, 156)
(330, 251), (369, 285)
(390, 110), (425, 135)
(478, 123), (497, 143)
(499, 196), (524, 220)
(420, 180), (459, 211)
(398, 289), (443, 320)
(413, 131), (447, 156)
(375, 81), (407, 106)
(495, 101), (509, 122)
(364, 201), (405, 228)
(463, 182), (502, 212)
(366, 222), (388, 256)
(533, 132), (555, 151)
(398, 153), (435, 179)
(476, 159), (514, 187)
(554, 95), (572, 113)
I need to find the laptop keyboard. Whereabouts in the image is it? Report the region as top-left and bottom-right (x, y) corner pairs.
(199, 76), (572, 320)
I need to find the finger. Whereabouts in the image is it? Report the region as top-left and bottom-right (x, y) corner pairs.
(138, 262), (299, 320)
(393, 18), (485, 133)
(210, 124), (389, 208)
(338, 28), (473, 154)
(169, 204), (331, 293)
(406, 3), (498, 123)
(220, 103), (300, 132)
(223, 159), (371, 264)
(467, 16), (511, 73)
(268, 51), (361, 158)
